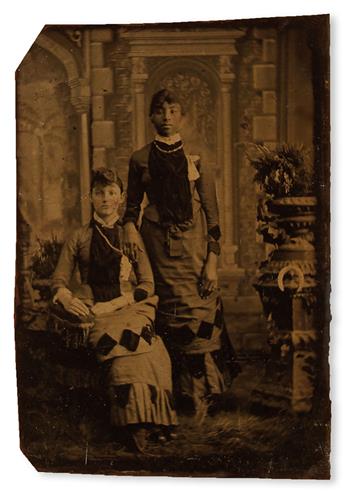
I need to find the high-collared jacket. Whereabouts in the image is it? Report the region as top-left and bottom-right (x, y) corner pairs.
(51, 222), (154, 298)
(123, 142), (221, 247)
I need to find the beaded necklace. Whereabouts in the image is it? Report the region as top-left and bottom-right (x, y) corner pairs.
(153, 140), (184, 154)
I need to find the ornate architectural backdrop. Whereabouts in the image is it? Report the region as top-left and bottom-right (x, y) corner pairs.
(16, 21), (316, 354)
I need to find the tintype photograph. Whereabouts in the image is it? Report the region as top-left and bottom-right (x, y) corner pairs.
(15, 15), (330, 478)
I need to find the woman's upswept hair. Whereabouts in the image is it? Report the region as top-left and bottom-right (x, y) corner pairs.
(149, 88), (184, 116)
(90, 167), (123, 192)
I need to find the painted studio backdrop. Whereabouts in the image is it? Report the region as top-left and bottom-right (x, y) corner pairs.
(15, 16), (330, 478)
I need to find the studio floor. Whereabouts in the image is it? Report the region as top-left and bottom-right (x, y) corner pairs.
(16, 329), (329, 478)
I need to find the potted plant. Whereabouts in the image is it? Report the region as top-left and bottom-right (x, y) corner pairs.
(31, 235), (63, 302)
(247, 144), (318, 413)
(248, 144), (317, 291)
(250, 143), (314, 198)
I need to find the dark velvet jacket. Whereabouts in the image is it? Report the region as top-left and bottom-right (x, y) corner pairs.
(123, 143), (221, 244)
(51, 223), (154, 298)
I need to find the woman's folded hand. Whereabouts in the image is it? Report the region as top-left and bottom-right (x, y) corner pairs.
(57, 290), (90, 318)
(91, 301), (116, 316)
(92, 293), (135, 316)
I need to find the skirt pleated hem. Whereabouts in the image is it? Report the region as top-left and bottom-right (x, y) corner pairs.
(177, 350), (227, 399)
(109, 382), (178, 427)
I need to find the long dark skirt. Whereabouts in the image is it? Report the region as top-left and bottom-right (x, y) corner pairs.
(141, 210), (239, 412)
(50, 296), (178, 428)
(87, 297), (178, 427)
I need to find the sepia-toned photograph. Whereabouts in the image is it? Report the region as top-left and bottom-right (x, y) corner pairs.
(15, 14), (330, 478)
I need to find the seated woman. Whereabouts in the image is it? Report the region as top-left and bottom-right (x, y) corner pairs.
(51, 167), (178, 453)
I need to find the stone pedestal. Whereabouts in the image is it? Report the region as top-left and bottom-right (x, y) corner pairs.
(251, 196), (318, 413)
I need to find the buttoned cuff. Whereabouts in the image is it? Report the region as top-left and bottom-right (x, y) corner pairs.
(207, 241), (221, 256)
(134, 288), (149, 302)
(208, 225), (221, 241)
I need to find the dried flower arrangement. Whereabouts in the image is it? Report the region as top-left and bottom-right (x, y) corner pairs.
(249, 144), (314, 199)
(31, 235), (63, 280)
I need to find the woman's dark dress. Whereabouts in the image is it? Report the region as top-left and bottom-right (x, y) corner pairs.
(124, 139), (239, 410)
(51, 219), (178, 427)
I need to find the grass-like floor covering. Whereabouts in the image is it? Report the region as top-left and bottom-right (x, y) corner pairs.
(16, 329), (330, 478)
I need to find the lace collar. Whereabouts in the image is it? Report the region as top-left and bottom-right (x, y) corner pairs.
(154, 133), (182, 145)
(93, 211), (119, 228)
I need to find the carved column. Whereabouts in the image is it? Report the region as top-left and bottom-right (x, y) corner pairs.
(132, 57), (148, 149)
(89, 28), (114, 170)
(69, 78), (91, 224)
(219, 56), (242, 273)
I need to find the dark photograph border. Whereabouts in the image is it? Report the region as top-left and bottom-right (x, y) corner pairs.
(14, 14), (330, 478)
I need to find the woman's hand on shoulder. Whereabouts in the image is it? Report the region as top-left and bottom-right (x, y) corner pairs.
(123, 222), (142, 262)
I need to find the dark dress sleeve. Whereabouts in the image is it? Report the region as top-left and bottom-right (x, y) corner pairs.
(51, 231), (79, 295)
(123, 155), (145, 226)
(132, 235), (155, 301)
(195, 158), (221, 255)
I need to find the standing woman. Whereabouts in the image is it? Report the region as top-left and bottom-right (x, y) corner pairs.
(123, 89), (239, 415)
(51, 168), (178, 452)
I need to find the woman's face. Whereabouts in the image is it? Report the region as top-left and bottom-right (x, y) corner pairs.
(150, 101), (182, 137)
(91, 183), (123, 219)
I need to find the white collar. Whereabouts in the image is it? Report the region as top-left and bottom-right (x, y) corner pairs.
(154, 133), (182, 145)
(93, 211), (119, 228)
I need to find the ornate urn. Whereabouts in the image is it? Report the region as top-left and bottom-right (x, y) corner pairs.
(248, 145), (318, 413)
